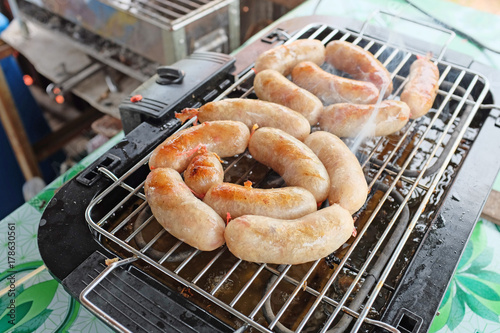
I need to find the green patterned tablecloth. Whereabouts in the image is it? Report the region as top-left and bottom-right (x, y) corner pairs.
(0, 133), (123, 333)
(429, 220), (500, 333)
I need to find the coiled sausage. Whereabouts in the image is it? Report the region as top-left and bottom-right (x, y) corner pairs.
(291, 61), (379, 105)
(400, 57), (440, 119)
(248, 127), (330, 203)
(176, 98), (310, 141)
(145, 168), (225, 251)
(254, 69), (323, 126)
(254, 39), (325, 76)
(149, 120), (249, 172)
(325, 40), (393, 98)
(224, 204), (354, 265)
(305, 131), (367, 214)
(184, 145), (224, 197)
(203, 181), (317, 220)
(319, 100), (410, 137)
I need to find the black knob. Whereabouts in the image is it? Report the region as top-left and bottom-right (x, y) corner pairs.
(156, 66), (185, 85)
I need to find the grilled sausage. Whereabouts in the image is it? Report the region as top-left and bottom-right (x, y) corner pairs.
(248, 127), (330, 203)
(254, 69), (323, 126)
(149, 121), (250, 172)
(145, 168), (225, 251)
(400, 57), (440, 119)
(305, 131), (367, 214)
(254, 39), (325, 76)
(325, 40), (393, 98)
(184, 145), (224, 197)
(291, 61), (379, 105)
(224, 204), (354, 265)
(176, 98), (311, 141)
(204, 181), (317, 220)
(319, 100), (410, 137)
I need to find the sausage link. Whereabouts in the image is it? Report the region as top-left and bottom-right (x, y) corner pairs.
(149, 120), (250, 172)
(292, 61), (379, 105)
(325, 40), (393, 98)
(254, 39), (325, 76)
(248, 127), (330, 203)
(400, 57), (440, 119)
(224, 204), (354, 265)
(254, 69), (323, 126)
(184, 146), (224, 197)
(145, 168), (225, 251)
(204, 182), (317, 220)
(176, 98), (311, 141)
(305, 131), (367, 214)
(319, 100), (410, 137)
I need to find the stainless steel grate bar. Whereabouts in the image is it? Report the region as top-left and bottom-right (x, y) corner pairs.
(140, 229), (166, 253)
(174, 249), (201, 274)
(268, 260), (321, 330)
(173, 0), (203, 8)
(87, 268), (169, 332)
(295, 31), (475, 333)
(229, 263), (267, 307)
(158, 241), (184, 264)
(152, 0), (193, 15)
(320, 29), (340, 44)
(351, 73), (486, 332)
(308, 24), (329, 40)
(210, 259), (242, 295)
(222, 152), (250, 175)
(345, 71), (474, 331)
(95, 175), (146, 227)
(124, 213), (154, 243)
(131, 0), (183, 19)
(372, 43), (388, 59)
(249, 265), (292, 319)
(191, 247), (227, 284)
(110, 200), (148, 235)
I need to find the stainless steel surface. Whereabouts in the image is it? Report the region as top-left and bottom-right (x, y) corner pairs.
(20, 0), (240, 65)
(6, 0), (29, 37)
(80, 257), (138, 333)
(46, 62), (106, 101)
(82, 22), (490, 333)
(1, 21), (141, 118)
(358, 10), (456, 63)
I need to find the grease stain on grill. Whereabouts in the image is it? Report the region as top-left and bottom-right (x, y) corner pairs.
(96, 98), (483, 332)
(85, 25), (494, 332)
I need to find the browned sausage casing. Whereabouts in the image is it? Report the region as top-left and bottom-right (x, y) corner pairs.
(203, 183), (317, 220)
(177, 99), (311, 141)
(254, 69), (323, 126)
(305, 131), (367, 214)
(254, 39), (325, 76)
(184, 146), (224, 197)
(224, 204), (354, 265)
(292, 61), (379, 105)
(319, 100), (410, 137)
(325, 40), (393, 98)
(400, 57), (440, 119)
(248, 127), (330, 203)
(149, 120), (250, 172)
(145, 168), (225, 251)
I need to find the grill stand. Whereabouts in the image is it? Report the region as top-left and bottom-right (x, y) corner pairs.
(63, 252), (232, 333)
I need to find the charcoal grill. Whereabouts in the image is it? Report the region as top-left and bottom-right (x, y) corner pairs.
(38, 13), (500, 333)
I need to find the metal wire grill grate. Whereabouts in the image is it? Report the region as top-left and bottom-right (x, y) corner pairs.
(107, 0), (231, 27)
(84, 23), (490, 332)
